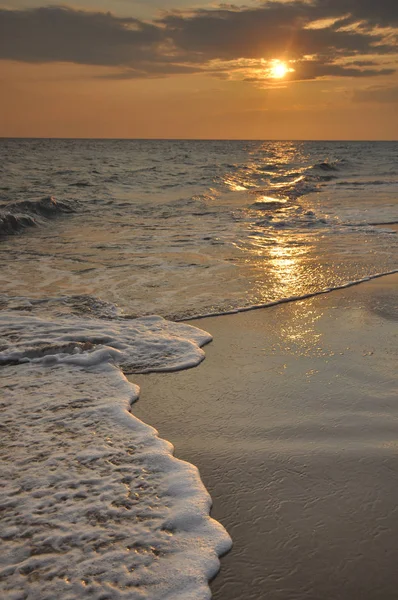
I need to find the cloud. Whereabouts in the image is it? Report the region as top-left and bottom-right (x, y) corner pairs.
(0, 6), (164, 66)
(353, 85), (398, 103)
(0, 2), (397, 81)
(293, 60), (395, 80)
(160, 6), (380, 60)
(245, 62), (395, 83)
(98, 63), (204, 79)
(317, 0), (398, 27)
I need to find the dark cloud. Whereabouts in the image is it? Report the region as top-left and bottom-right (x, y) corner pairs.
(294, 60), (395, 80)
(348, 60), (384, 67)
(156, 0), (398, 65)
(158, 3), (390, 61)
(353, 85), (398, 103)
(317, 0), (398, 27)
(0, 2), (397, 80)
(0, 6), (164, 66)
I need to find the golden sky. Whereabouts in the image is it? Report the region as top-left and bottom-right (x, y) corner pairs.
(1, 0), (397, 139)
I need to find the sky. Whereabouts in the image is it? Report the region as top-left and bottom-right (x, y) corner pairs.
(1, 0), (397, 139)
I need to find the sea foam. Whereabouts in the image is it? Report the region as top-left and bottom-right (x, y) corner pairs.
(0, 311), (231, 599)
(0, 312), (211, 372)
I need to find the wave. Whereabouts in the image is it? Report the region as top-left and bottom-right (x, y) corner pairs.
(0, 196), (76, 238)
(368, 221), (398, 227)
(69, 181), (92, 187)
(248, 194), (329, 230)
(0, 212), (37, 236)
(260, 158), (345, 198)
(335, 180), (396, 186)
(254, 215), (328, 229)
(0, 309), (232, 598)
(131, 165), (157, 174)
(312, 160), (341, 172)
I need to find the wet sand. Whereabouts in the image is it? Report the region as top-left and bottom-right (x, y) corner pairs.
(131, 274), (398, 600)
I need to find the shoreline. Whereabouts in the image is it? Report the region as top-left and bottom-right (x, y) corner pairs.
(180, 264), (398, 323)
(131, 273), (398, 599)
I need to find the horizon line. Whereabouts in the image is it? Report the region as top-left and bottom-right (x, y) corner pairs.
(1, 137), (397, 142)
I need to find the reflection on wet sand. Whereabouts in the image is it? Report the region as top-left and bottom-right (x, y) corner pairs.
(132, 274), (398, 600)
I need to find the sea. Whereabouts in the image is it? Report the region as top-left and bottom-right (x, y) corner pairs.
(1, 139), (398, 599)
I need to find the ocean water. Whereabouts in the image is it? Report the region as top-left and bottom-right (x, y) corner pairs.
(1, 139), (398, 599)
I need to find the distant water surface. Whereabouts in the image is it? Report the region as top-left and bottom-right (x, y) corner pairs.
(1, 139), (397, 319)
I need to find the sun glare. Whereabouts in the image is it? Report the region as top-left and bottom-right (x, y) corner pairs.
(269, 60), (289, 79)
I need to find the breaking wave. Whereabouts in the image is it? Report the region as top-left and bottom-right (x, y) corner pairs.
(0, 196), (76, 237)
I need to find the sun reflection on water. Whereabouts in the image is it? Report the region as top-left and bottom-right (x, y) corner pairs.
(248, 232), (315, 300)
(250, 232), (326, 354)
(216, 141), (366, 335)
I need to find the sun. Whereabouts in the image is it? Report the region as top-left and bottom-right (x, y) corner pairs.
(269, 60), (289, 79)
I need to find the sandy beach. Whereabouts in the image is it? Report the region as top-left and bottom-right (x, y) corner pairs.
(131, 274), (398, 600)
